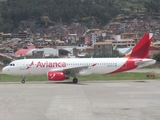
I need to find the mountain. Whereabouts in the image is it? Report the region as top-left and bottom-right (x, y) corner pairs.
(0, 0), (159, 32)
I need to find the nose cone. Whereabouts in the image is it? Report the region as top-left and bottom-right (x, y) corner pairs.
(2, 67), (8, 74)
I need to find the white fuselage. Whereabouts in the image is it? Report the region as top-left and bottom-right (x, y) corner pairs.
(2, 58), (156, 76)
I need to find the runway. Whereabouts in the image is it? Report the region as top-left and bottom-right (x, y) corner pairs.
(0, 80), (160, 120)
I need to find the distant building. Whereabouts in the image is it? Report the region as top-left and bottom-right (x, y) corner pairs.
(74, 46), (87, 57)
(86, 47), (94, 56)
(2, 33), (11, 40)
(84, 36), (91, 45)
(0, 53), (13, 60)
(121, 33), (139, 40)
(104, 34), (136, 48)
(112, 39), (136, 48)
(149, 46), (160, 58)
(109, 23), (120, 30)
(14, 49), (36, 57)
(153, 41), (160, 47)
(94, 42), (113, 55)
(91, 33), (98, 46)
(42, 48), (59, 57)
(18, 31), (27, 39)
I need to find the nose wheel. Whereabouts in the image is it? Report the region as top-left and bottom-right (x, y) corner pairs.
(21, 80), (25, 84)
(21, 76), (26, 84)
(73, 78), (78, 84)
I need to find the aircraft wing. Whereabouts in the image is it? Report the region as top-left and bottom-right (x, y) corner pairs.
(48, 65), (89, 74)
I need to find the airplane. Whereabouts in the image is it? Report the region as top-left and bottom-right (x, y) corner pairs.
(2, 33), (156, 84)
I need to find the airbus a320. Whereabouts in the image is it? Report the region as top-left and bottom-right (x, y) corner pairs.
(2, 33), (156, 83)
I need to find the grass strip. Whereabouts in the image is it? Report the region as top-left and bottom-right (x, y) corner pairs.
(0, 72), (159, 82)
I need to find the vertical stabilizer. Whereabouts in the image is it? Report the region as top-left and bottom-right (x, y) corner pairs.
(125, 33), (153, 59)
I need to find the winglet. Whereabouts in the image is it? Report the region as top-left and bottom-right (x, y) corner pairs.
(123, 33), (153, 59)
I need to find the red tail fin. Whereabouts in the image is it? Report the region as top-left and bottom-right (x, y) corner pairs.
(124, 33), (153, 59)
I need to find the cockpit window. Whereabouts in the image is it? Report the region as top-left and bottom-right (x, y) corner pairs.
(9, 64), (15, 66)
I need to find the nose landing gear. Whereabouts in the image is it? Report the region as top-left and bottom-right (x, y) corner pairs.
(21, 76), (25, 84)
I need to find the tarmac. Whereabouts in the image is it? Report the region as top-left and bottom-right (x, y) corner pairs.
(0, 80), (160, 120)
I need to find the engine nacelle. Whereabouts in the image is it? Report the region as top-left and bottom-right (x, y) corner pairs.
(47, 71), (69, 81)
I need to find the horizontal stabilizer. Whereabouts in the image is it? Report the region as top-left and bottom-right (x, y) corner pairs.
(135, 59), (156, 67)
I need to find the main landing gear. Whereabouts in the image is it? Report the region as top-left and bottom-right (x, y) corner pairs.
(21, 76), (26, 84)
(20, 76), (78, 84)
(73, 78), (78, 84)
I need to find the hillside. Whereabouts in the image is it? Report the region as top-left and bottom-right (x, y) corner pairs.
(0, 0), (159, 32)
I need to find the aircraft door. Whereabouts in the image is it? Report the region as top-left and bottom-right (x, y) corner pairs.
(20, 61), (26, 70)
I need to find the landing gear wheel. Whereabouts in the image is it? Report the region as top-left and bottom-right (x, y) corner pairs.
(21, 76), (26, 84)
(73, 78), (78, 84)
(21, 80), (25, 84)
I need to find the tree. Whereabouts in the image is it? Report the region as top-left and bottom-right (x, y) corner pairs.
(0, 0), (121, 32)
(144, 0), (160, 15)
(84, 54), (92, 58)
(153, 53), (160, 62)
(112, 50), (124, 57)
(2, 57), (11, 65)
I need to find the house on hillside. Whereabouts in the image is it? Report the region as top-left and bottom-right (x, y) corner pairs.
(94, 42), (113, 55)
(149, 46), (160, 58)
(121, 33), (139, 40)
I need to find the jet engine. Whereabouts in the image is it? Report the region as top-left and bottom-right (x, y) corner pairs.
(47, 71), (69, 81)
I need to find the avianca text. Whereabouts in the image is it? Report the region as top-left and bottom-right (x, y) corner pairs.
(36, 61), (66, 68)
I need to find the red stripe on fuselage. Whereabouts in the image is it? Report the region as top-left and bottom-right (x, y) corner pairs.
(108, 58), (140, 74)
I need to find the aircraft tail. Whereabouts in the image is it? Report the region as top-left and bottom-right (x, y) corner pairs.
(123, 33), (153, 59)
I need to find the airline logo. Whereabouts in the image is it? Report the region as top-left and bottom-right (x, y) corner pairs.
(26, 61), (34, 69)
(49, 73), (56, 79)
(26, 61), (66, 69)
(92, 63), (97, 67)
(36, 61), (66, 68)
